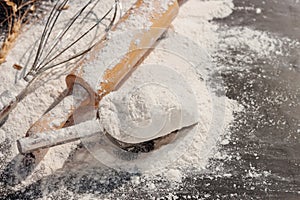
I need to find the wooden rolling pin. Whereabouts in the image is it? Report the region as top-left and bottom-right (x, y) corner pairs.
(65, 0), (180, 99)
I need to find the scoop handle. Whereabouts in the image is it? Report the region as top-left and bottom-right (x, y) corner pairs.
(17, 119), (102, 154)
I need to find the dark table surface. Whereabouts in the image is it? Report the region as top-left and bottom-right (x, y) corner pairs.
(193, 0), (300, 199)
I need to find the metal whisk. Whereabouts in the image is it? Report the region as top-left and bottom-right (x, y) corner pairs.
(26, 0), (122, 79)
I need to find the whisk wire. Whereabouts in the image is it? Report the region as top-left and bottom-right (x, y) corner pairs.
(30, 0), (69, 72)
(26, 0), (121, 79)
(34, 0), (95, 72)
(34, 0), (120, 75)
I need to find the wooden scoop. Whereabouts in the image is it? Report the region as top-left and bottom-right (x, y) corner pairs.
(18, 0), (180, 155)
(17, 62), (200, 154)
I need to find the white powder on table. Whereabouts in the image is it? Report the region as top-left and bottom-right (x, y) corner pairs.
(1, 0), (297, 198)
(83, 32), (239, 182)
(0, 0), (238, 187)
(138, 40), (239, 175)
(165, 169), (182, 183)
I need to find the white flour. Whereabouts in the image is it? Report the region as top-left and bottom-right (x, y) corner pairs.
(98, 63), (200, 144)
(0, 0), (238, 187)
(3, 0), (297, 198)
(134, 45), (239, 177)
(99, 82), (183, 142)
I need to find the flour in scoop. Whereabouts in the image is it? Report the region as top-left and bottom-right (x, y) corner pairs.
(98, 64), (199, 144)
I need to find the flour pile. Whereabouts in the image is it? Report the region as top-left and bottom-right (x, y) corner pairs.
(98, 63), (199, 144)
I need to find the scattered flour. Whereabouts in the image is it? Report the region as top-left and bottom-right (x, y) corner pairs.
(0, 0), (240, 188)
(82, 31), (240, 181)
(165, 169), (182, 183)
(2, 0), (296, 198)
